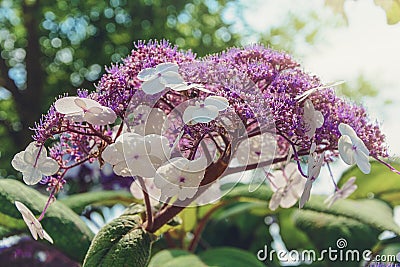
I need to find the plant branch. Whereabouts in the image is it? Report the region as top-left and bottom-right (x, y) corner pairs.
(144, 142), (231, 233)
(188, 202), (226, 252)
(138, 176), (154, 230)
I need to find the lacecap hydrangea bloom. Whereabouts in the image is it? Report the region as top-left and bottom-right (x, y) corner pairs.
(12, 40), (396, 240)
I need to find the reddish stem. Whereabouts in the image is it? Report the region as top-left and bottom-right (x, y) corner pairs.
(137, 177), (153, 230)
(188, 202), (225, 252)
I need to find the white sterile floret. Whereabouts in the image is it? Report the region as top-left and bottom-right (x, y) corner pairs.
(55, 96), (117, 125)
(183, 96), (229, 124)
(299, 146), (325, 208)
(138, 63), (185, 95)
(102, 132), (171, 178)
(234, 132), (276, 165)
(303, 100), (324, 138)
(130, 178), (162, 206)
(338, 123), (371, 174)
(269, 163), (306, 211)
(154, 157), (207, 201)
(15, 201), (53, 244)
(11, 142), (59, 185)
(127, 105), (167, 135)
(324, 177), (358, 208)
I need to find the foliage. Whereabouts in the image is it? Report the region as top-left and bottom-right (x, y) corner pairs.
(83, 205), (155, 267)
(0, 179), (93, 262)
(339, 161), (400, 206)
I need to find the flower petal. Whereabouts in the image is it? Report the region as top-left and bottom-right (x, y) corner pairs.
(11, 151), (30, 172)
(85, 107), (117, 125)
(39, 158), (59, 176)
(155, 62), (179, 73)
(54, 96), (82, 114)
(22, 166), (43, 185)
(280, 189), (298, 208)
(338, 123), (358, 140)
(182, 105), (196, 124)
(15, 201), (40, 240)
(126, 156), (157, 178)
(169, 83), (190, 92)
(314, 110), (324, 128)
(74, 98), (88, 109)
(204, 96), (229, 111)
(145, 134), (171, 162)
(196, 182), (221, 205)
(354, 150), (371, 174)
(24, 142), (44, 165)
(141, 78), (165, 95)
(269, 188), (283, 211)
(137, 67), (157, 81)
(160, 71), (184, 85)
(191, 106), (219, 123)
(338, 135), (356, 165)
(299, 179), (313, 208)
(113, 161), (131, 177)
(102, 143), (123, 165)
(43, 230), (54, 244)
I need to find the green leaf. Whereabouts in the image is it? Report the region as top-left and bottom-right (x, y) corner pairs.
(338, 161), (400, 206)
(303, 196), (400, 235)
(278, 209), (313, 250)
(0, 225), (14, 239)
(200, 247), (265, 267)
(0, 179), (94, 262)
(179, 207), (197, 232)
(294, 209), (379, 250)
(60, 190), (135, 214)
(148, 250), (206, 267)
(213, 202), (269, 221)
(83, 205), (156, 267)
(222, 184), (273, 202)
(148, 248), (264, 267)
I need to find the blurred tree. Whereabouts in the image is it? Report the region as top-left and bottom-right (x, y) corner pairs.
(0, 0), (241, 176)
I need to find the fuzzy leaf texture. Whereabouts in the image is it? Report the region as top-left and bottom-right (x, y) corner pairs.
(83, 205), (156, 267)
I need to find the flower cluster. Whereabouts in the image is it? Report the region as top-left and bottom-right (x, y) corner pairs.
(12, 40), (396, 242)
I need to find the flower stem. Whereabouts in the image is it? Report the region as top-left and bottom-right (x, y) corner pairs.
(137, 176), (153, 230)
(326, 162), (339, 191)
(373, 156), (400, 175)
(188, 202), (225, 252)
(38, 171), (66, 221)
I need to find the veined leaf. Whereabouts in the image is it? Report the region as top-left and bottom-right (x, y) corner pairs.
(60, 190), (134, 214)
(0, 179), (94, 262)
(338, 161), (400, 206)
(83, 205), (156, 267)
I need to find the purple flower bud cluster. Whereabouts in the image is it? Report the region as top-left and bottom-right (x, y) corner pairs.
(217, 46), (387, 158)
(31, 40), (388, 190)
